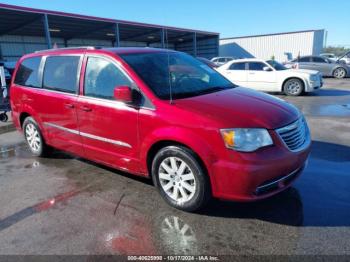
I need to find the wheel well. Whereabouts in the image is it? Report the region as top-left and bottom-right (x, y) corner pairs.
(19, 112), (30, 128)
(146, 140), (209, 180)
(282, 77), (305, 91)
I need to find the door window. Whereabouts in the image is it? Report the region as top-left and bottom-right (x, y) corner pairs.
(43, 56), (80, 94)
(248, 62), (266, 71)
(84, 56), (132, 100)
(14, 57), (42, 88)
(298, 57), (311, 62)
(229, 62), (246, 70)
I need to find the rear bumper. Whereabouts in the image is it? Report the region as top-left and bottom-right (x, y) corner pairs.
(210, 143), (310, 202)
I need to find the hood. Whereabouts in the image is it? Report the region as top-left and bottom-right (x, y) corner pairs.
(174, 87), (300, 129)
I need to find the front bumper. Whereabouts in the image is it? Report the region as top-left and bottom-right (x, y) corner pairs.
(209, 132), (311, 202)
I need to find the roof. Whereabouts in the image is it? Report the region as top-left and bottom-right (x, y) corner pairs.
(0, 3), (219, 36)
(106, 47), (177, 55)
(26, 47), (178, 58)
(220, 29), (324, 40)
(229, 58), (267, 63)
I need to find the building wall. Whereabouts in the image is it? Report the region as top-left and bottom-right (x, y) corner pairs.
(219, 30), (324, 62)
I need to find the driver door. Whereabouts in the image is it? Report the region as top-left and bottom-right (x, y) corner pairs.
(246, 62), (277, 91)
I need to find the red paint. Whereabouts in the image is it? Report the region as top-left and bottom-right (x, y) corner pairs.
(10, 48), (310, 202)
(114, 86), (133, 103)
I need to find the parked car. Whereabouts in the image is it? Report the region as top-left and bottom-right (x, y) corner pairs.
(320, 53), (338, 62)
(217, 58), (322, 96)
(284, 55), (349, 79)
(10, 47), (311, 211)
(211, 56), (235, 66)
(196, 57), (218, 68)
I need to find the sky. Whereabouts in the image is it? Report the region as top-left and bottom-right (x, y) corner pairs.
(1, 0), (349, 46)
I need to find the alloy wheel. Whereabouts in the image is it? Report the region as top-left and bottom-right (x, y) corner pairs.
(334, 68), (346, 79)
(158, 157), (196, 203)
(25, 123), (41, 152)
(286, 80), (302, 95)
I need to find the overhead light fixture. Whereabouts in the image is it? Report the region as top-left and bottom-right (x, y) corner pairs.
(147, 35), (155, 39)
(106, 33), (115, 36)
(178, 38), (184, 42)
(49, 28), (61, 32)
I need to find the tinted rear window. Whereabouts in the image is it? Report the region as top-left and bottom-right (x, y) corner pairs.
(43, 56), (80, 94)
(14, 57), (42, 88)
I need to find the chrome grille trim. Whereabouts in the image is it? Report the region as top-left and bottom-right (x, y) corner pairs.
(276, 117), (310, 152)
(255, 166), (303, 193)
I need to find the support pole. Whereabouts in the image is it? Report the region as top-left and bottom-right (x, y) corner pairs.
(161, 28), (165, 48)
(43, 14), (52, 49)
(114, 23), (120, 47)
(193, 32), (197, 57)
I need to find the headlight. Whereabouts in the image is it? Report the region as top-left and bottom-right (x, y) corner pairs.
(220, 128), (273, 152)
(309, 75), (318, 81)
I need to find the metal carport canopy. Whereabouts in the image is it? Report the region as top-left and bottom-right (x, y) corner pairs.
(0, 3), (219, 51)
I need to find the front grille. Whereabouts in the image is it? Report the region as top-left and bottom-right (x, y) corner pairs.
(276, 117), (310, 152)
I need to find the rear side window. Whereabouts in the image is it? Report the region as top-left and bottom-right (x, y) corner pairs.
(84, 56), (132, 100)
(14, 57), (41, 88)
(43, 56), (80, 94)
(229, 62), (245, 70)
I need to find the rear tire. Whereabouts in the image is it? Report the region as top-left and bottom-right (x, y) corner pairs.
(23, 117), (51, 157)
(283, 78), (304, 96)
(333, 67), (347, 79)
(151, 146), (211, 212)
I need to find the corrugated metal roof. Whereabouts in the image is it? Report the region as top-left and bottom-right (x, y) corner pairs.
(221, 29), (324, 40)
(0, 3), (219, 36)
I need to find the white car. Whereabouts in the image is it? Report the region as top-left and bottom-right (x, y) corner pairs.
(217, 58), (323, 96)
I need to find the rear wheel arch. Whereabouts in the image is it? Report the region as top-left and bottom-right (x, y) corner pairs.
(19, 112), (31, 128)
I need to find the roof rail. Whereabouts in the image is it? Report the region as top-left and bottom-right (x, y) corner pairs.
(34, 46), (97, 53)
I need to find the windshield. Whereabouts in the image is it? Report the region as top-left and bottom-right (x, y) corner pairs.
(120, 52), (235, 99)
(266, 60), (288, 70)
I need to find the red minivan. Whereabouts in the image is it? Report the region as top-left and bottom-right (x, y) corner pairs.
(10, 47), (311, 211)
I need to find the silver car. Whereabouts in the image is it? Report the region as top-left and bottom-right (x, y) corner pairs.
(285, 56), (349, 79)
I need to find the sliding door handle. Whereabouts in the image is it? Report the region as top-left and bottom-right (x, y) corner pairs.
(64, 103), (75, 109)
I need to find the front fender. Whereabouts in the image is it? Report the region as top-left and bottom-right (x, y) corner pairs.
(140, 126), (219, 187)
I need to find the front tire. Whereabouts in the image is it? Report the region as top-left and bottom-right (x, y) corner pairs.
(23, 117), (51, 157)
(283, 78), (304, 96)
(333, 67), (347, 79)
(151, 146), (211, 212)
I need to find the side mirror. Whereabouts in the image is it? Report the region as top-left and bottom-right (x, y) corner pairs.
(114, 86), (133, 103)
(263, 66), (272, 72)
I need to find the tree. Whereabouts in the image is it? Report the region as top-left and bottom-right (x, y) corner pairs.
(323, 46), (350, 57)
